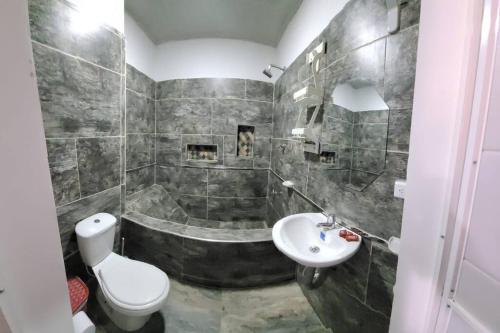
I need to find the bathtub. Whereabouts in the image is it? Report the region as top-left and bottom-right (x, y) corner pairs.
(121, 185), (295, 288)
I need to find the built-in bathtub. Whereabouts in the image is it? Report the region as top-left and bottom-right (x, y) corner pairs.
(121, 185), (296, 288)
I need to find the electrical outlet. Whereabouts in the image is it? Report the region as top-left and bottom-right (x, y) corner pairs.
(394, 179), (406, 199)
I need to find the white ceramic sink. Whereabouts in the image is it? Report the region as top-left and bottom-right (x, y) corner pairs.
(272, 213), (361, 268)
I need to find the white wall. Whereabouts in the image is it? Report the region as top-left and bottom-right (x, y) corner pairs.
(0, 0), (74, 332)
(153, 38), (277, 82)
(124, 1), (348, 82)
(125, 13), (156, 78)
(276, 0), (349, 67)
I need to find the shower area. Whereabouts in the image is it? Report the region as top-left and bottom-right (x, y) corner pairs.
(123, 73), (295, 287)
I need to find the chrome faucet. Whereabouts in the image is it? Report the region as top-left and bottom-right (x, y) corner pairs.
(317, 214), (336, 230)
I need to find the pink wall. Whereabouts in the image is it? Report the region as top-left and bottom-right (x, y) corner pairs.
(0, 0), (74, 331)
(389, 0), (484, 331)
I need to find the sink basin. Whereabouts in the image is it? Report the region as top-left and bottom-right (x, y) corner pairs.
(272, 213), (361, 268)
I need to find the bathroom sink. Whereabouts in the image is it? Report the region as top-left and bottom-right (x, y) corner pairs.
(272, 213), (361, 268)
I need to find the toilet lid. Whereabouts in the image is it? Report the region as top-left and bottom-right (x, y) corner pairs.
(98, 256), (168, 306)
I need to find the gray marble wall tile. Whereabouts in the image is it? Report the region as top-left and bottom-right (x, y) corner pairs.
(324, 0), (388, 64)
(126, 134), (155, 169)
(156, 166), (207, 196)
(28, 0), (121, 72)
(366, 243), (398, 316)
(387, 108), (412, 152)
(324, 104), (354, 122)
(212, 99), (272, 136)
(245, 80), (274, 102)
(183, 78), (245, 99)
(46, 138), (80, 206)
(122, 218), (185, 277)
(324, 38), (386, 104)
(353, 110), (389, 124)
(400, 0), (421, 30)
(156, 99), (211, 134)
(384, 25), (419, 109)
(33, 43), (121, 138)
(182, 239), (295, 287)
(181, 135), (223, 166)
(254, 137), (272, 168)
(176, 194), (207, 219)
(126, 166), (154, 195)
(156, 134), (181, 166)
(126, 185), (188, 223)
(207, 197), (267, 222)
(321, 117), (353, 147)
(156, 79), (183, 99)
(126, 64), (155, 99)
(352, 123), (388, 150)
(271, 139), (308, 192)
(126, 90), (155, 133)
(76, 137), (120, 196)
(207, 169), (268, 197)
(298, 267), (390, 333)
(57, 186), (120, 257)
(222, 135), (254, 168)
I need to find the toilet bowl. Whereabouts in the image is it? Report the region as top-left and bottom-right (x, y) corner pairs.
(75, 213), (169, 331)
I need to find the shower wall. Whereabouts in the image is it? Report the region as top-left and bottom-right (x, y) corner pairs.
(125, 65), (156, 195)
(269, 0), (421, 332)
(28, 0), (125, 274)
(154, 78), (274, 226)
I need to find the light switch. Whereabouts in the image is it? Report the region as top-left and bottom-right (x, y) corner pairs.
(394, 179), (406, 199)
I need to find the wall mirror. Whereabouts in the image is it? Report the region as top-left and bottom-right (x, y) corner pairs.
(321, 83), (390, 191)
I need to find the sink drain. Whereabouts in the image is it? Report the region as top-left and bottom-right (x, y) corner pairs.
(309, 246), (320, 253)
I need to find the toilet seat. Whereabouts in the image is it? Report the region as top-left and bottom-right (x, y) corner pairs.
(94, 253), (169, 316)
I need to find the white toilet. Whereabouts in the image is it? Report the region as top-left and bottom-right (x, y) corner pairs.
(75, 213), (170, 331)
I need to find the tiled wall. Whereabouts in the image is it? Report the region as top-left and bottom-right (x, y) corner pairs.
(154, 78), (274, 225)
(28, 0), (125, 267)
(125, 65), (156, 196)
(269, 0), (421, 332)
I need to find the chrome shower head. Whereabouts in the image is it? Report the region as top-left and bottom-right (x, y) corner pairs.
(262, 64), (286, 79)
(263, 66), (273, 78)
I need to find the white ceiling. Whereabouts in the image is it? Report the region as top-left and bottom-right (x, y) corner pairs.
(125, 0), (303, 46)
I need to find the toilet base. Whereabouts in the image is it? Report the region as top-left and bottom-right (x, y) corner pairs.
(96, 287), (151, 331)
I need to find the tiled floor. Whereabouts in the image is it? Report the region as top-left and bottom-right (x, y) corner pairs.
(88, 279), (331, 333)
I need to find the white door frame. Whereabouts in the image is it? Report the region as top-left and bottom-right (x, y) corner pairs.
(389, 0), (486, 331)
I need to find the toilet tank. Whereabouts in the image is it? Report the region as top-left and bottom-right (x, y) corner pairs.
(75, 213), (117, 267)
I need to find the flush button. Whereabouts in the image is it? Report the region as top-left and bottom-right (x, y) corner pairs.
(94, 219), (101, 223)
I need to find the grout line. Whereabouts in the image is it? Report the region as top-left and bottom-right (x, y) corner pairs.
(126, 87), (156, 100)
(125, 163), (156, 172)
(73, 139), (82, 200)
(31, 40), (122, 76)
(155, 96), (273, 104)
(56, 185), (121, 209)
(176, 194), (268, 200)
(46, 135), (122, 140)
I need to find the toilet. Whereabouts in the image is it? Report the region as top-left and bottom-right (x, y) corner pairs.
(75, 213), (169, 331)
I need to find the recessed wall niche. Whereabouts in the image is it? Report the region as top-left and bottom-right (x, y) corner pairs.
(186, 144), (218, 163)
(320, 150), (336, 165)
(237, 125), (255, 158)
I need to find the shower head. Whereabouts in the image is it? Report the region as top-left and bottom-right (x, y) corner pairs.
(263, 67), (273, 78)
(262, 64), (286, 78)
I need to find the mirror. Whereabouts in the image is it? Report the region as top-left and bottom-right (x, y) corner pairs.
(319, 83), (389, 191)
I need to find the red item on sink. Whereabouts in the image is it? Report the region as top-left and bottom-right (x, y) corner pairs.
(345, 234), (360, 242)
(67, 277), (89, 314)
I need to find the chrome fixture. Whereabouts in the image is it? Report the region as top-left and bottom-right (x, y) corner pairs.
(262, 64), (286, 78)
(316, 214), (336, 229)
